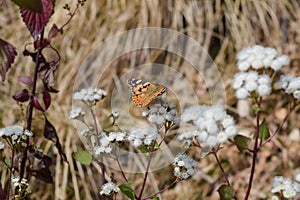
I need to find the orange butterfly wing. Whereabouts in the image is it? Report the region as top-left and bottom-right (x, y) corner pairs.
(128, 78), (167, 107)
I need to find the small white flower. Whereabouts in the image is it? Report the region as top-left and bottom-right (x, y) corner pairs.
(111, 108), (120, 119)
(197, 131), (208, 142)
(225, 126), (238, 137)
(217, 131), (228, 144)
(100, 182), (120, 196)
(206, 135), (217, 147)
(235, 88), (249, 99)
(221, 116), (235, 128)
(245, 81), (258, 92)
(257, 84), (271, 97)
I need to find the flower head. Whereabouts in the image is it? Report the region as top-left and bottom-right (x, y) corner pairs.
(99, 182), (120, 196)
(142, 98), (178, 126)
(232, 71), (271, 99)
(179, 105), (237, 149)
(73, 88), (107, 104)
(276, 74), (300, 99)
(173, 153), (198, 180)
(127, 127), (158, 147)
(237, 45), (289, 71)
(69, 107), (85, 120)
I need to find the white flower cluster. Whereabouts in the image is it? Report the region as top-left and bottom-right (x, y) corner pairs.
(0, 125), (33, 145)
(73, 88), (107, 104)
(99, 182), (120, 196)
(142, 98), (179, 126)
(0, 125), (33, 137)
(276, 74), (300, 99)
(179, 105), (237, 149)
(232, 71), (271, 99)
(271, 174), (300, 199)
(173, 153), (198, 180)
(94, 132), (126, 155)
(127, 127), (158, 147)
(69, 107), (85, 120)
(233, 45), (290, 100)
(237, 45), (290, 71)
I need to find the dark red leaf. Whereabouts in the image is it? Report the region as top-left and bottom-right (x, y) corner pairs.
(38, 155), (52, 168)
(13, 89), (30, 102)
(11, 0), (43, 12)
(20, 0), (55, 38)
(48, 24), (62, 40)
(33, 95), (45, 112)
(44, 116), (67, 162)
(34, 38), (51, 49)
(30, 167), (53, 183)
(0, 38), (17, 81)
(42, 90), (51, 110)
(18, 76), (33, 86)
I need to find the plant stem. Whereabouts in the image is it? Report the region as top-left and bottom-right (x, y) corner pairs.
(6, 146), (14, 200)
(142, 179), (179, 200)
(212, 148), (230, 186)
(20, 30), (44, 180)
(138, 144), (155, 199)
(115, 158), (128, 182)
(244, 97), (262, 200)
(258, 102), (298, 149)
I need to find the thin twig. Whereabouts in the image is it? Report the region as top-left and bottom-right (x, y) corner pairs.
(258, 102), (298, 149)
(142, 179), (179, 200)
(211, 147), (231, 186)
(244, 97), (262, 200)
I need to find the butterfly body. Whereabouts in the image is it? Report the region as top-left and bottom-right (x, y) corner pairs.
(128, 78), (167, 107)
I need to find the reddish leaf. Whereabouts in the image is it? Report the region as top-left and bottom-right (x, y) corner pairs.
(30, 167), (53, 183)
(0, 38), (17, 81)
(48, 24), (62, 40)
(37, 155), (52, 168)
(20, 0), (55, 38)
(42, 90), (51, 110)
(13, 89), (30, 102)
(12, 0), (43, 12)
(33, 95), (45, 112)
(18, 76), (33, 86)
(34, 38), (51, 49)
(23, 45), (60, 93)
(44, 116), (67, 162)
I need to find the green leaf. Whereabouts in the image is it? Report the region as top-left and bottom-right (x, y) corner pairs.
(258, 119), (270, 141)
(154, 142), (159, 150)
(140, 145), (149, 154)
(119, 182), (135, 200)
(152, 197), (160, 200)
(11, 0), (43, 12)
(234, 134), (249, 151)
(218, 185), (236, 200)
(5, 159), (11, 167)
(72, 150), (92, 165)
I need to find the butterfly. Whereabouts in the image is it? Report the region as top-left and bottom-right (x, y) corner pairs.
(128, 78), (167, 107)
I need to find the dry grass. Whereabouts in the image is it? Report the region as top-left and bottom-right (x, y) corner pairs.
(0, 0), (300, 199)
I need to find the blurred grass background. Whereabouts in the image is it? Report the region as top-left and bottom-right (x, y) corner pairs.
(0, 0), (300, 199)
